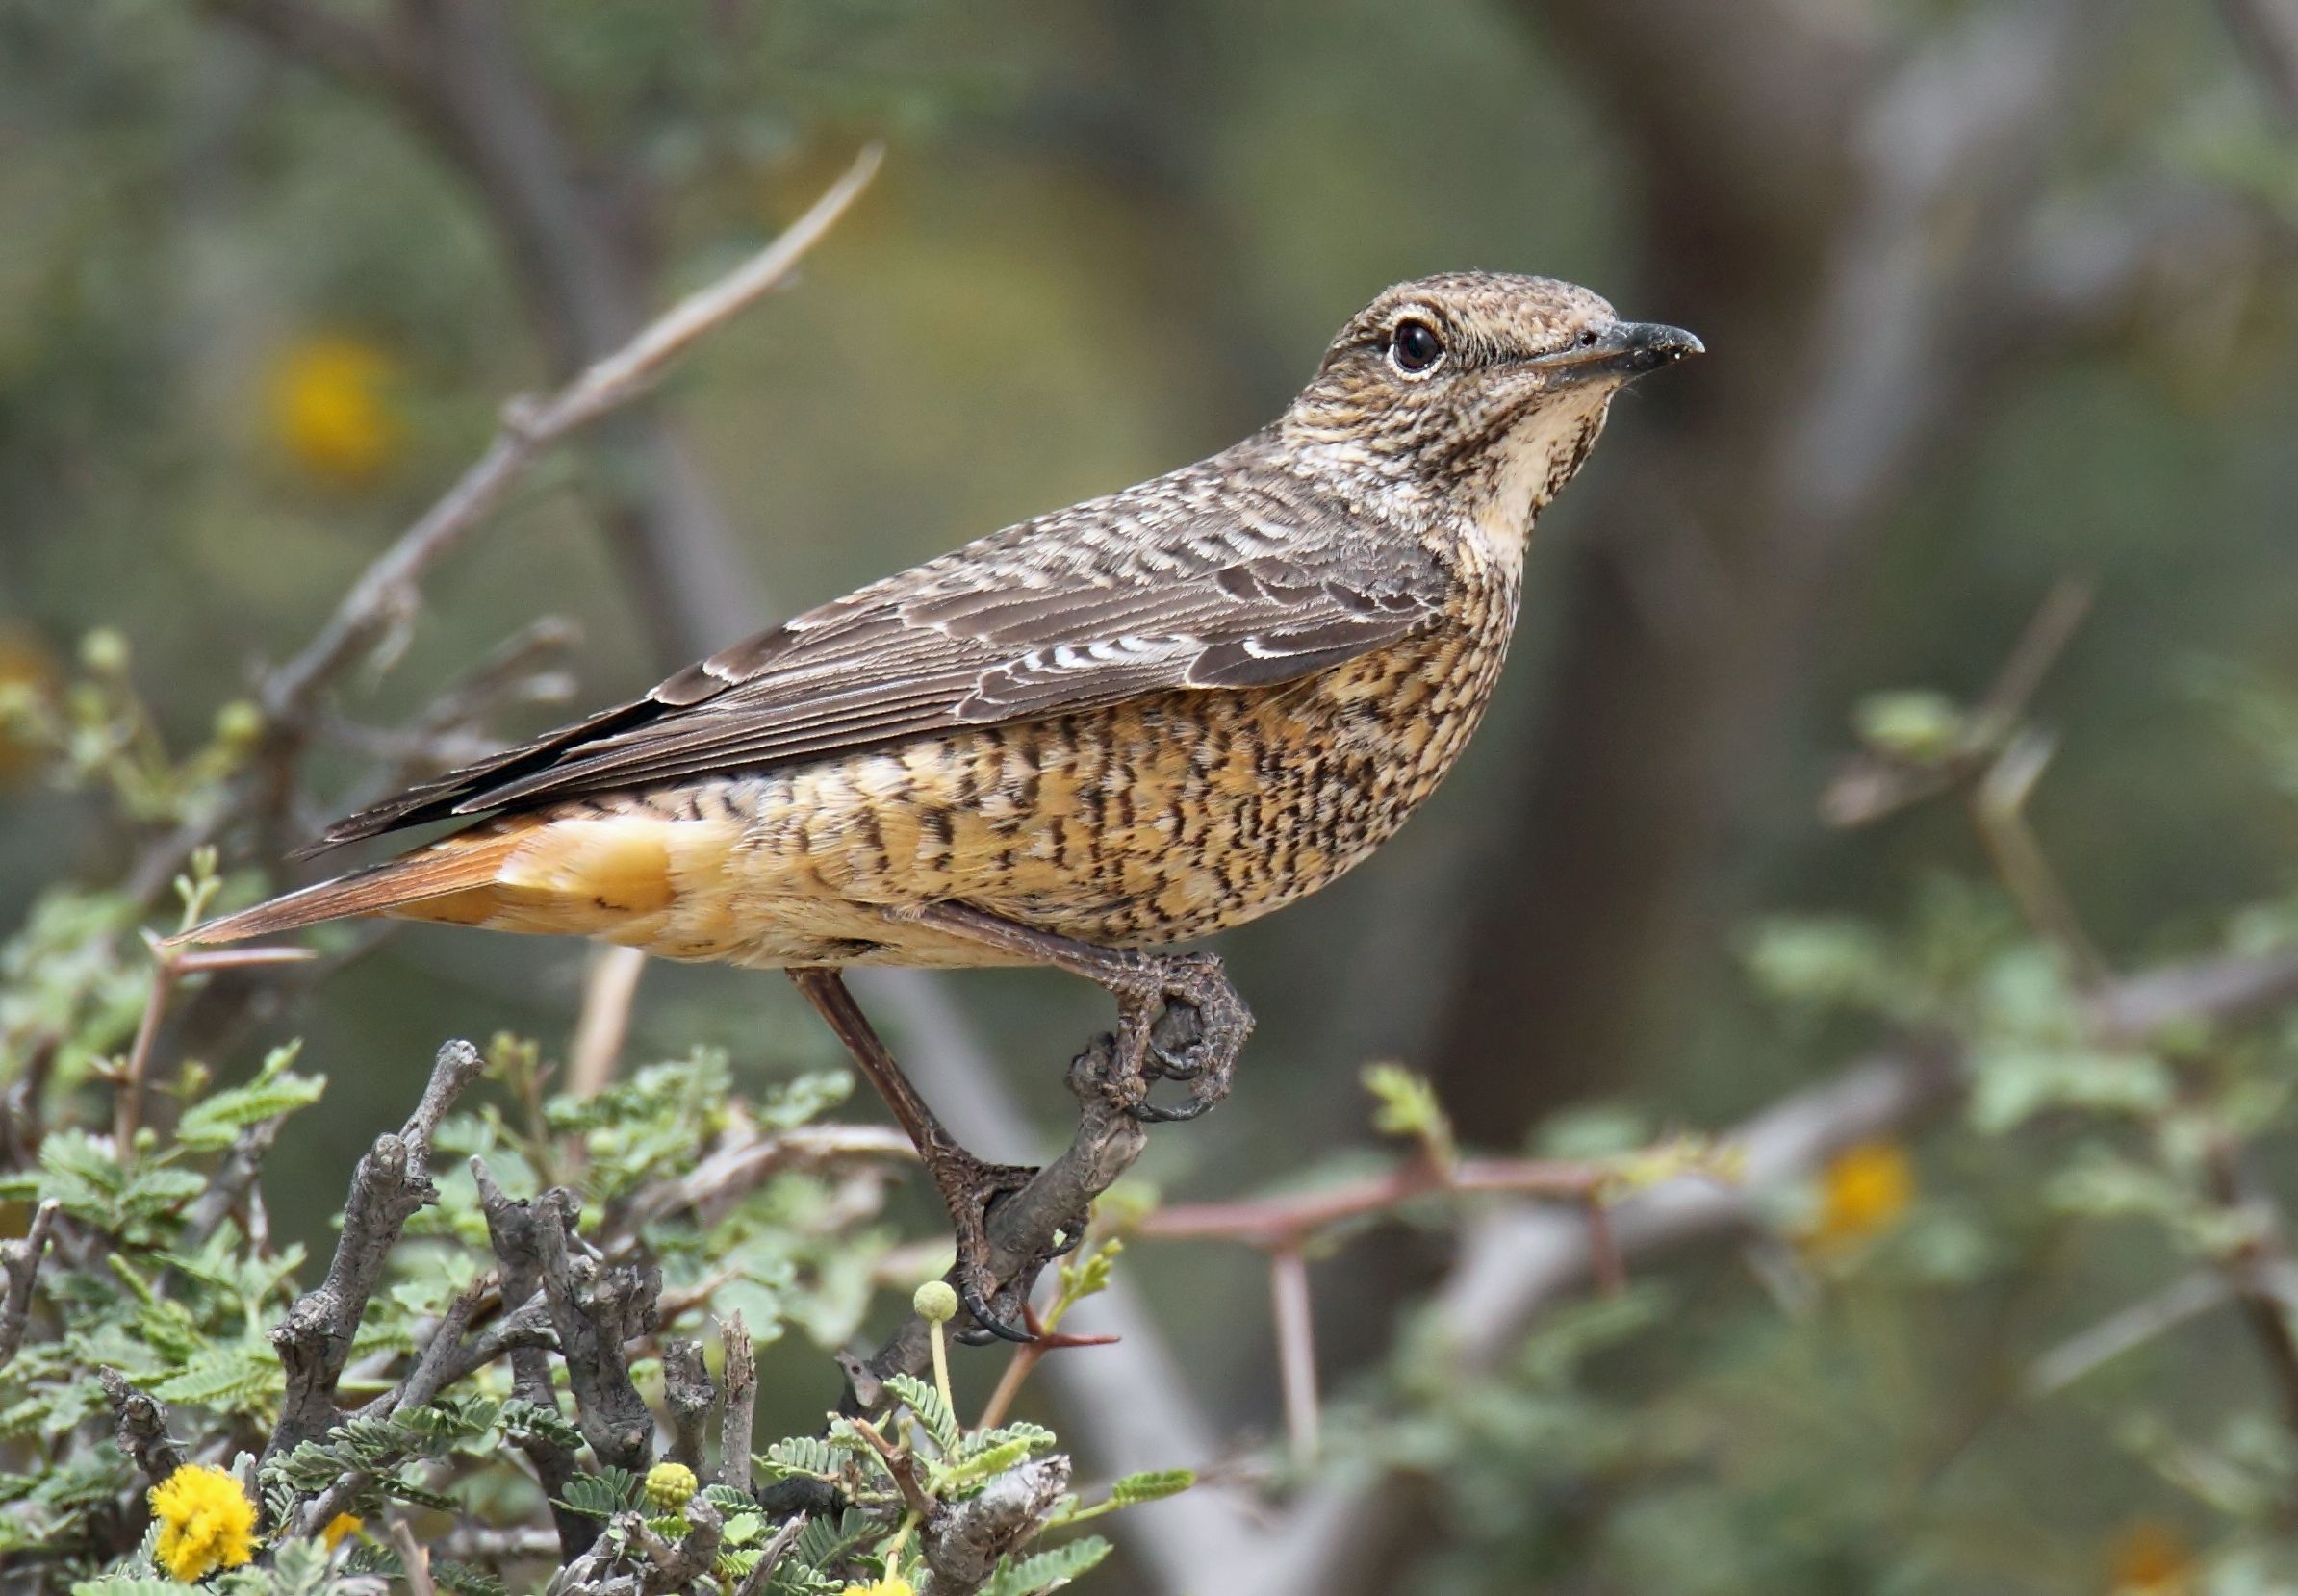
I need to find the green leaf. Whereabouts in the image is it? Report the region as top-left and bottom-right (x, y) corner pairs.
(983, 1536), (1112, 1595)
(1109, 1468), (1193, 1506)
(885, 1371), (963, 1457)
(175, 1040), (325, 1152)
(1362, 1063), (1454, 1166)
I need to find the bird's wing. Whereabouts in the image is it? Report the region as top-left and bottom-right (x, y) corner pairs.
(312, 464), (1447, 849)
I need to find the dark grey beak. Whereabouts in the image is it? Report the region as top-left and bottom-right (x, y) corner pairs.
(1534, 319), (1704, 384)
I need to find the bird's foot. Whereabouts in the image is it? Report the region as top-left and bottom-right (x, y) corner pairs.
(1110, 951), (1255, 1123)
(915, 1137), (1042, 1345)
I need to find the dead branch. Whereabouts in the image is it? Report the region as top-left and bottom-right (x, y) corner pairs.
(921, 1457), (1073, 1595)
(98, 1367), (185, 1485)
(267, 1039), (483, 1465)
(0, 1198), (58, 1372)
(719, 1310), (756, 1493)
(534, 1192), (661, 1474)
(663, 1337), (714, 1471)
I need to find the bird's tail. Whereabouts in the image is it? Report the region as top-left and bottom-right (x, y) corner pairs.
(165, 828), (530, 948)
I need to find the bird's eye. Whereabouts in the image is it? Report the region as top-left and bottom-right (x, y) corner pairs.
(1389, 318), (1444, 375)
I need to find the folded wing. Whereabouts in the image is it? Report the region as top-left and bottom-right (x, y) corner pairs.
(312, 463), (1445, 849)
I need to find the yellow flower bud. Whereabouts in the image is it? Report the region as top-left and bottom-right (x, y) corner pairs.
(644, 1459), (699, 1511)
(912, 1279), (960, 1324)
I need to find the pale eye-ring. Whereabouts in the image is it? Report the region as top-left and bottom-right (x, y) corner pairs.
(1389, 318), (1444, 375)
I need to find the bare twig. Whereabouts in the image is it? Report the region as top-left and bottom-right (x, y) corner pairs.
(178, 1120), (283, 1252)
(851, 1029), (1153, 1398)
(920, 1457), (1073, 1595)
(1972, 729), (2110, 985)
(2202, 1135), (2298, 1492)
(1142, 1153), (1602, 1248)
(98, 1366), (185, 1484)
(1823, 576), (2094, 827)
(569, 946), (648, 1100)
(267, 1040), (484, 1465)
(719, 1310), (756, 1492)
(534, 1193), (661, 1474)
(1268, 1248), (1317, 1469)
(0, 1199), (58, 1372)
(663, 1337), (714, 1471)
(254, 144), (881, 744)
(389, 1515), (439, 1596)
(732, 1511), (809, 1596)
(472, 1158), (591, 1551)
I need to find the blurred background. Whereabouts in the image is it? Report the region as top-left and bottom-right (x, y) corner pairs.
(6, 1), (2298, 1591)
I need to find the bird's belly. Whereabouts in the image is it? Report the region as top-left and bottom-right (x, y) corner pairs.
(607, 632), (1509, 966)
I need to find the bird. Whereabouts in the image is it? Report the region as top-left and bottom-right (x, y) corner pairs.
(175, 271), (1700, 1340)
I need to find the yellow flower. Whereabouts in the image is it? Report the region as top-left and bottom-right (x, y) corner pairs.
(267, 334), (401, 486)
(839, 1581), (914, 1596)
(320, 1512), (364, 1550)
(2108, 1520), (2192, 1593)
(1807, 1140), (1914, 1251)
(148, 1463), (258, 1582)
(644, 1459), (699, 1511)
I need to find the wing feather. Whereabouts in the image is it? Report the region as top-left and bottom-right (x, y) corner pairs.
(313, 450), (1447, 849)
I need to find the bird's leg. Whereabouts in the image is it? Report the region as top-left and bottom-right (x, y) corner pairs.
(786, 967), (1040, 1344)
(891, 903), (1255, 1123)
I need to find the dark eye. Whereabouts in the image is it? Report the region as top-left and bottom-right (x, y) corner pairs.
(1390, 318), (1444, 374)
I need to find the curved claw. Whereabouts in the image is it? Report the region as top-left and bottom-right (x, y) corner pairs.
(958, 1279), (1035, 1344)
(1147, 1035), (1209, 1080)
(1132, 1094), (1214, 1124)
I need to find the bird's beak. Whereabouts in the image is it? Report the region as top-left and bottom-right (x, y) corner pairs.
(1532, 320), (1704, 385)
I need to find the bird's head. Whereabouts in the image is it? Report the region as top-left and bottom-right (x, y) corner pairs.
(1279, 271), (1701, 553)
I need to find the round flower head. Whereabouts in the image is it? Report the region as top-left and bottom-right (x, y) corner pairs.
(645, 1459), (699, 1511)
(147, 1463), (258, 1582)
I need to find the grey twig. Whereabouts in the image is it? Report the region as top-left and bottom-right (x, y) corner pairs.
(253, 144), (881, 740)
(535, 1193), (661, 1474)
(0, 1198), (59, 1371)
(179, 1120), (282, 1251)
(732, 1512), (809, 1596)
(636, 1495), (724, 1594)
(475, 1160), (589, 1552)
(266, 1040), (483, 1466)
(662, 1337), (714, 1471)
(98, 1367), (185, 1484)
(921, 1457), (1073, 1595)
(718, 1310), (756, 1492)
(388, 1514), (439, 1596)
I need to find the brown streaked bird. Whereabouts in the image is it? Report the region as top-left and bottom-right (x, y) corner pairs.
(176, 271), (1700, 1339)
